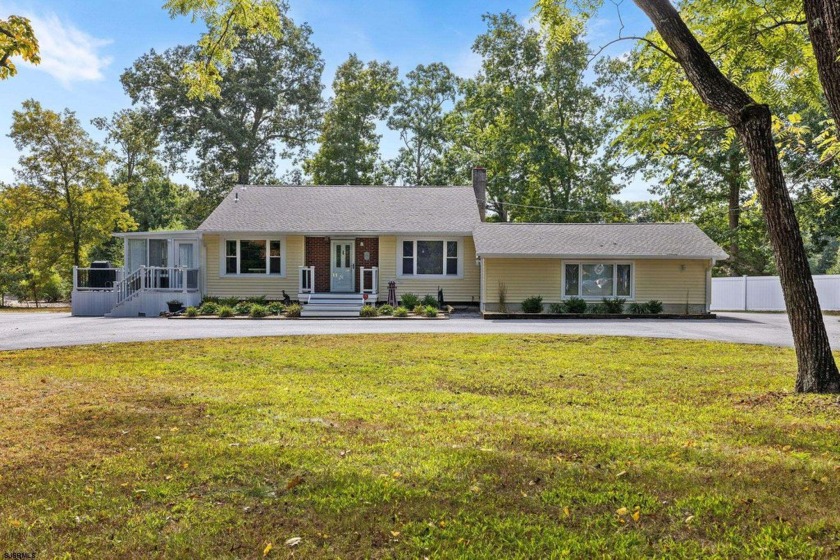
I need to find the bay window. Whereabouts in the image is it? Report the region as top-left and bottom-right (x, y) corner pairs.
(223, 238), (284, 276)
(564, 262), (632, 298)
(399, 239), (460, 277)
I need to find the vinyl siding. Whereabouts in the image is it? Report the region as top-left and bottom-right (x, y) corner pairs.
(482, 258), (710, 308)
(378, 236), (480, 303)
(203, 234), (304, 298)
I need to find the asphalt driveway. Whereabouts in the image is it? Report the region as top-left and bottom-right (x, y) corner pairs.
(1, 311), (838, 351)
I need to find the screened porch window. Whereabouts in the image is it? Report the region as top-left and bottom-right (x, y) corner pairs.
(564, 262), (632, 298)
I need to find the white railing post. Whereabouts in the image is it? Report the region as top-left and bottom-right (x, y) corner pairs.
(360, 266), (366, 293)
(140, 266), (146, 292)
(182, 267), (188, 293)
(73, 266), (78, 291)
(310, 266), (314, 293)
(372, 266), (378, 295)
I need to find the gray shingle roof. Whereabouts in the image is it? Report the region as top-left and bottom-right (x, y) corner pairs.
(473, 222), (728, 260)
(197, 185), (481, 234)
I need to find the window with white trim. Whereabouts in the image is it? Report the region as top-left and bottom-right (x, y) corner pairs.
(223, 239), (284, 275)
(564, 262), (632, 298)
(399, 239), (460, 277)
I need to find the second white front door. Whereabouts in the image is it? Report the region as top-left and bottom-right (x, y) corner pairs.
(330, 240), (354, 292)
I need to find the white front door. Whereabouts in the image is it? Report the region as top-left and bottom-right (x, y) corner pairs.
(175, 241), (197, 268)
(330, 239), (354, 292)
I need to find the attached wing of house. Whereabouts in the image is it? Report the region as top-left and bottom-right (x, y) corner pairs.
(71, 171), (727, 317)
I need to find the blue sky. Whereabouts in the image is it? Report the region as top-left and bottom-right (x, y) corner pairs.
(0, 0), (655, 199)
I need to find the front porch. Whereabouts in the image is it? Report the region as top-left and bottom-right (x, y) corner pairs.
(296, 236), (380, 302)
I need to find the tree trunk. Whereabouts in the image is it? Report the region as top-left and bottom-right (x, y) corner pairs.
(633, 0), (840, 393)
(804, 0), (840, 133)
(726, 148), (741, 273)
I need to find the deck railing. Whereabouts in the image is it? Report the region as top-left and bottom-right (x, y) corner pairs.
(360, 266), (378, 294)
(299, 266), (315, 294)
(113, 266), (200, 306)
(73, 267), (124, 291)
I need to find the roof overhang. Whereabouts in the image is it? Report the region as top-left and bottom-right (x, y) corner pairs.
(476, 253), (724, 260)
(113, 230), (202, 239)
(198, 230), (475, 237)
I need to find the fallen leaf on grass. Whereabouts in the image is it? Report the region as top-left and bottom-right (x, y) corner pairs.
(616, 507), (628, 516)
(390, 531), (401, 537)
(286, 476), (304, 490)
(285, 537), (301, 547)
(263, 542), (272, 556)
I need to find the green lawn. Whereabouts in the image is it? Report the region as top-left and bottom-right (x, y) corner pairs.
(1, 335), (839, 558)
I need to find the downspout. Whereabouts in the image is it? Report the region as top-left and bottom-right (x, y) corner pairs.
(479, 255), (485, 313)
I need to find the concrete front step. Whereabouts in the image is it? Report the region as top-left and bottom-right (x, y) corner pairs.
(300, 292), (373, 317)
(301, 309), (361, 318)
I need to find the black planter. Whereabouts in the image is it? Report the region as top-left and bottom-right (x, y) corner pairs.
(167, 302), (183, 313)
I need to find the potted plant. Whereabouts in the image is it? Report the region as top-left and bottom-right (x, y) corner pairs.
(167, 299), (183, 313)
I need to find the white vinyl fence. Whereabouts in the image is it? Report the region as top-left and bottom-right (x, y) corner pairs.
(711, 274), (840, 311)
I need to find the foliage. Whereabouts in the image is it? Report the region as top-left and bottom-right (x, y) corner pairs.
(184, 306), (199, 317)
(442, 11), (623, 222)
(122, 14), (323, 218)
(6, 100), (134, 285)
(167, 299), (183, 307)
(377, 304), (394, 316)
(562, 297), (588, 313)
(412, 304), (425, 315)
(285, 303), (301, 317)
(0, 15), (40, 79)
(245, 295), (267, 305)
(267, 302), (285, 315)
(645, 300), (664, 314)
(521, 295), (544, 313)
(217, 305), (234, 317)
(587, 302), (607, 314)
(249, 304), (268, 318)
(497, 282), (508, 313)
(423, 305), (438, 317)
(393, 306), (409, 317)
(360, 304), (379, 318)
(217, 297), (240, 307)
(420, 294), (438, 308)
(601, 297), (626, 314)
(628, 302), (646, 315)
(233, 301), (252, 315)
(198, 302), (220, 315)
(162, 0), (284, 99)
(386, 63), (460, 185)
(305, 54), (399, 185)
(548, 302), (565, 313)
(1, 335), (838, 556)
(400, 293), (420, 308)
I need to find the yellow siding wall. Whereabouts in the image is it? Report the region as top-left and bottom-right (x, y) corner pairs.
(377, 236), (481, 303)
(484, 259), (564, 305)
(203, 234), (304, 298)
(634, 259), (708, 304)
(482, 258), (710, 308)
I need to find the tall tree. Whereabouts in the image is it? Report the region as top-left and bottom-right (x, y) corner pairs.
(122, 11), (323, 216)
(305, 54), (399, 185)
(538, 0), (840, 392)
(0, 15), (39, 79)
(804, 0), (840, 134)
(7, 100), (134, 274)
(444, 12), (621, 222)
(163, 0), (284, 99)
(387, 63), (460, 185)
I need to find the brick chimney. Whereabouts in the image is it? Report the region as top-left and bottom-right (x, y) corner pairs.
(472, 167), (487, 222)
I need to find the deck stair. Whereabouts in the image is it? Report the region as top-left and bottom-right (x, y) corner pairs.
(300, 293), (365, 317)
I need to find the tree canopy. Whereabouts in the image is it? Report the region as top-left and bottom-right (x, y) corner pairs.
(0, 15), (39, 79)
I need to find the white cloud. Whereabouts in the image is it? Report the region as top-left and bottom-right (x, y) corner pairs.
(23, 12), (112, 86)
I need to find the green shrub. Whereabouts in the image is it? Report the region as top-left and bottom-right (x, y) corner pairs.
(602, 297), (626, 314)
(424, 305), (438, 317)
(401, 293), (420, 308)
(421, 294), (438, 308)
(249, 304), (268, 318)
(412, 304), (425, 315)
(285, 303), (302, 317)
(378, 304), (394, 316)
(521, 296), (544, 313)
(562, 297), (587, 314)
(246, 295), (267, 305)
(233, 301), (252, 315)
(646, 300), (664, 314)
(548, 302), (564, 314)
(217, 305), (234, 318)
(185, 306), (199, 318)
(267, 302), (285, 315)
(198, 302), (219, 315)
(587, 303), (607, 314)
(628, 302), (646, 315)
(202, 296), (220, 304)
(218, 297), (240, 307)
(360, 305), (379, 317)
(393, 306), (409, 317)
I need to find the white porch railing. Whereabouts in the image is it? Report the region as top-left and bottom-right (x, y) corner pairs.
(360, 266), (378, 295)
(299, 266), (315, 293)
(73, 266), (123, 291)
(114, 266), (200, 306)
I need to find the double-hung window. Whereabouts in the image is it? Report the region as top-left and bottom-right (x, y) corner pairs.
(563, 262), (632, 298)
(399, 239), (460, 277)
(223, 239), (284, 276)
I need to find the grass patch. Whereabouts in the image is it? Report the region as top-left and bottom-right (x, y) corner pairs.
(1, 335), (839, 558)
